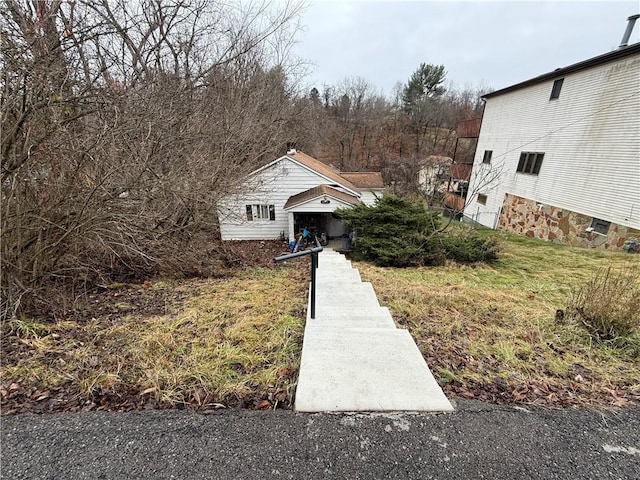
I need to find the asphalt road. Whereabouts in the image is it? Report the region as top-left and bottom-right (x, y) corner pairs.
(2, 400), (639, 480)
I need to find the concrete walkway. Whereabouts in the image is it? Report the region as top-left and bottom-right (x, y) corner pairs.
(295, 248), (454, 413)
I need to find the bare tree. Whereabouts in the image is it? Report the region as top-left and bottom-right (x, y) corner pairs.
(1, 0), (305, 320)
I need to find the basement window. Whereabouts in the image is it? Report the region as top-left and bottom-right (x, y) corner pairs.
(477, 193), (488, 205)
(588, 218), (610, 235)
(550, 78), (564, 100)
(482, 150), (493, 164)
(246, 204), (275, 221)
(516, 152), (544, 175)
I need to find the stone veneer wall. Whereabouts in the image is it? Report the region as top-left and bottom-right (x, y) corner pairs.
(497, 193), (640, 250)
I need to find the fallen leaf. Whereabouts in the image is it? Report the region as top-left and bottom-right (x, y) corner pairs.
(36, 391), (50, 401)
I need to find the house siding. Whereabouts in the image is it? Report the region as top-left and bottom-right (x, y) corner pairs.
(218, 157), (358, 240)
(359, 189), (383, 206)
(464, 52), (640, 245)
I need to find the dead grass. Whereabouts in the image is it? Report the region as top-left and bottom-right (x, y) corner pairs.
(1, 266), (307, 413)
(355, 231), (640, 407)
(3, 234), (637, 412)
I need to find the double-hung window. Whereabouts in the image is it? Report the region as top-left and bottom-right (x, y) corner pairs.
(246, 204), (275, 221)
(516, 152), (544, 175)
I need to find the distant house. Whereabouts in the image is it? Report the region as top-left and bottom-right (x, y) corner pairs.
(417, 155), (452, 198)
(217, 150), (384, 241)
(464, 42), (640, 249)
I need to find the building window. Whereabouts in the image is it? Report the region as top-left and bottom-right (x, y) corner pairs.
(516, 152), (544, 175)
(477, 193), (487, 205)
(246, 204), (275, 221)
(482, 150), (493, 164)
(550, 78), (564, 100)
(588, 218), (610, 235)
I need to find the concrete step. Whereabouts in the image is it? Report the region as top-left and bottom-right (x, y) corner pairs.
(310, 305), (394, 321)
(316, 270), (359, 279)
(295, 327), (454, 413)
(316, 280), (373, 293)
(314, 285), (380, 307)
(306, 316), (395, 330)
(316, 262), (352, 268)
(296, 248), (453, 413)
(307, 305), (395, 329)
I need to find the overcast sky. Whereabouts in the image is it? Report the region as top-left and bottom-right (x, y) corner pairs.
(290, 1), (640, 96)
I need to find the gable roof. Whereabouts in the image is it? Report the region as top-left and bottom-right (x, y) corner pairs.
(484, 42), (640, 100)
(283, 185), (360, 210)
(340, 172), (384, 189)
(288, 151), (359, 193)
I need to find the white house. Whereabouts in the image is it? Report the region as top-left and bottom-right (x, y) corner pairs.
(417, 155), (452, 197)
(464, 41), (640, 249)
(217, 150), (384, 241)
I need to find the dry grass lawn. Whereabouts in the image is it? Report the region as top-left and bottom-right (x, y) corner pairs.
(355, 232), (640, 407)
(2, 266), (307, 413)
(3, 233), (638, 413)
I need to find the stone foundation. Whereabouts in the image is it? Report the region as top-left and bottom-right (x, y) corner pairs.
(497, 193), (640, 250)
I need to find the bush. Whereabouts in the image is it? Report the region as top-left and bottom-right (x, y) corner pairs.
(336, 196), (442, 267)
(565, 267), (640, 345)
(428, 233), (500, 264)
(336, 195), (499, 267)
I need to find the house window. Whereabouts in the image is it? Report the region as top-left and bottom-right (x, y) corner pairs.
(245, 204), (275, 221)
(550, 78), (564, 100)
(477, 193), (488, 205)
(482, 150), (493, 164)
(516, 152), (544, 175)
(589, 218), (610, 235)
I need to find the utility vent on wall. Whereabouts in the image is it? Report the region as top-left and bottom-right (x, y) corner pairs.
(619, 14), (639, 48)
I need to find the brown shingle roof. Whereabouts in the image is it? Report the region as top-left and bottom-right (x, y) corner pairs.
(289, 152), (359, 193)
(340, 172), (384, 189)
(283, 185), (360, 210)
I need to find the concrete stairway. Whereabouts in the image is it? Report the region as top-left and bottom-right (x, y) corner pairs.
(295, 248), (454, 413)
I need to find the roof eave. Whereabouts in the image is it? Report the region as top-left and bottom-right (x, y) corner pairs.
(483, 42), (640, 100)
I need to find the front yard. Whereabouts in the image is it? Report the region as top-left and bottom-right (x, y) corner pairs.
(1, 262), (307, 414)
(356, 232), (640, 407)
(2, 234), (638, 413)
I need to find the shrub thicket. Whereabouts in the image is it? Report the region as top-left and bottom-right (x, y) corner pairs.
(427, 233), (500, 264)
(566, 267), (640, 347)
(336, 195), (499, 267)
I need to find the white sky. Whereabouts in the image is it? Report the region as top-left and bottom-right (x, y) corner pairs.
(291, 0), (640, 95)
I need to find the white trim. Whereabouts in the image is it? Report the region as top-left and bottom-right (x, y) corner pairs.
(284, 193), (358, 212)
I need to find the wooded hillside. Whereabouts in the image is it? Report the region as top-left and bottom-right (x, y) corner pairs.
(1, 0), (487, 319)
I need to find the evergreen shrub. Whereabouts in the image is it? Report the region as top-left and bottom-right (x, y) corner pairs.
(335, 195), (499, 267)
